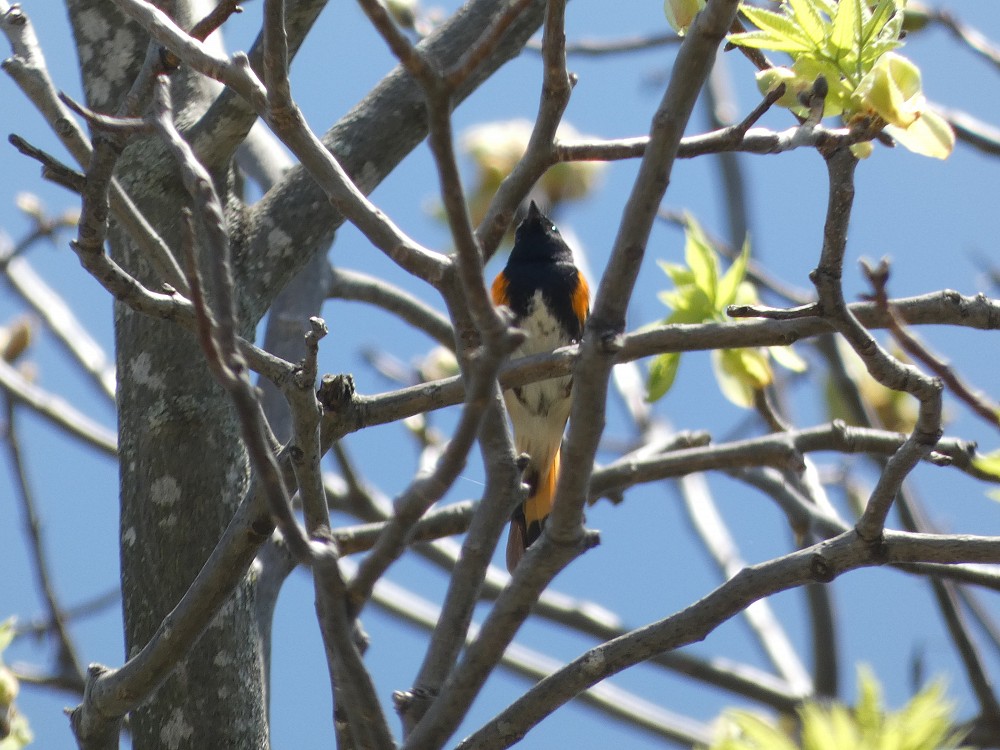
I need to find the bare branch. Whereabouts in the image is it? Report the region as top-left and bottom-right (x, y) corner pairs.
(0, 357), (117, 456)
(527, 30), (681, 56)
(933, 103), (1000, 158)
(1, 4), (189, 292)
(114, 0), (451, 287)
(1, 235), (116, 402)
(287, 317), (331, 536)
(678, 473), (813, 695)
(475, 0), (573, 260)
(864, 260), (1000, 431)
(328, 266), (455, 349)
(366, 562), (714, 747)
(458, 529), (1000, 749)
(318, 291), (1000, 444)
(806, 149), (943, 542)
(932, 9), (1000, 73)
(402, 5), (744, 748)
(4, 400), (86, 693)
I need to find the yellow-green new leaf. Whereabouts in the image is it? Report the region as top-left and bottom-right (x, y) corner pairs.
(664, 0), (705, 35)
(735, 6), (817, 53)
(0, 619), (14, 654)
(886, 108), (955, 159)
(830, 0), (862, 65)
(712, 348), (773, 408)
(0, 711), (33, 750)
(729, 30), (817, 53)
(861, 0), (900, 49)
(855, 51), (924, 128)
(769, 344), (808, 373)
(800, 702), (858, 750)
(647, 352), (682, 402)
(658, 286), (715, 323)
(657, 259), (696, 288)
(972, 449), (1000, 480)
(788, 0), (828, 46)
(854, 664), (884, 733)
(717, 238), (750, 308)
(756, 67), (810, 111)
(684, 218), (719, 305)
(719, 710), (799, 750)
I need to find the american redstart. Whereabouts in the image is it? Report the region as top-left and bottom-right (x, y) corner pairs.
(491, 201), (590, 572)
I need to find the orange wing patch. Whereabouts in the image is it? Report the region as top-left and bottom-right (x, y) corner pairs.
(491, 271), (510, 308)
(571, 272), (590, 332)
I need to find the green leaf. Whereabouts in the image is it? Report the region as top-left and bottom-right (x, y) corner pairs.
(663, 0), (706, 35)
(706, 667), (966, 750)
(729, 30), (815, 53)
(854, 665), (884, 733)
(855, 51), (924, 127)
(787, 0), (828, 46)
(799, 703), (852, 750)
(768, 344), (808, 373)
(756, 66), (811, 111)
(683, 217), (719, 306)
(717, 236), (750, 308)
(812, 0), (838, 16)
(727, 711), (799, 750)
(830, 0), (862, 64)
(0, 710), (34, 750)
(740, 5), (818, 50)
(0, 618), (14, 654)
(712, 348), (772, 408)
(861, 37), (903, 65)
(646, 352), (682, 402)
(877, 2), (905, 44)
(732, 280), (760, 307)
(885, 108), (955, 160)
(972, 449), (1000, 479)
(657, 259), (696, 288)
(658, 286), (715, 323)
(861, 0), (899, 48)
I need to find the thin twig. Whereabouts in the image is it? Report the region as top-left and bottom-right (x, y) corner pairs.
(328, 266), (454, 349)
(475, 0), (573, 261)
(317, 291), (1000, 448)
(933, 104), (1000, 158)
(4, 399), (87, 692)
(287, 317), (331, 536)
(2, 2), (189, 293)
(115, 0), (450, 286)
(527, 31), (681, 56)
(808, 148), (943, 543)
(403, 5), (745, 748)
(14, 589), (121, 639)
(932, 9), (1000, 73)
(363, 560), (713, 747)
(864, 259), (1000, 430)
(1, 234), (117, 402)
(677, 473), (814, 695)
(8, 134), (294, 387)
(0, 357), (117, 456)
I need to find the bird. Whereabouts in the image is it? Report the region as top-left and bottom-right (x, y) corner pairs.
(491, 201), (589, 572)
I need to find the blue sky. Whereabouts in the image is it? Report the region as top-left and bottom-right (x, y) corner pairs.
(3, 1), (1000, 748)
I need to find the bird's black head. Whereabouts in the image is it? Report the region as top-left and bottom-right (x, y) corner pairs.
(509, 201), (573, 265)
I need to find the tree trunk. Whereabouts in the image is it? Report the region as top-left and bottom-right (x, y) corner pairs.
(67, 2), (269, 747)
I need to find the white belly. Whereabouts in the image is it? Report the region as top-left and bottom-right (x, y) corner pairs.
(504, 292), (573, 480)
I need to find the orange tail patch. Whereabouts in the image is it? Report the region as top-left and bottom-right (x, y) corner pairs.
(506, 447), (561, 572)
